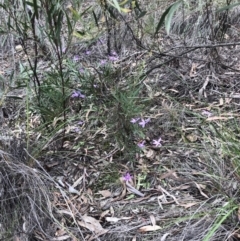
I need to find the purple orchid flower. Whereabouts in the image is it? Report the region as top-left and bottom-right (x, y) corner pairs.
(123, 172), (132, 182)
(202, 110), (212, 117)
(100, 59), (107, 65)
(73, 55), (80, 62)
(137, 140), (145, 149)
(109, 55), (118, 61)
(152, 137), (162, 147)
(139, 118), (150, 128)
(130, 117), (140, 124)
(79, 68), (85, 73)
(71, 90), (85, 99)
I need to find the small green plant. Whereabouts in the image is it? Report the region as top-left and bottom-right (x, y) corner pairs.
(0, 0), (87, 146)
(202, 201), (238, 241)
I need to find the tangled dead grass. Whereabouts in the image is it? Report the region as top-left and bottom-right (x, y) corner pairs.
(0, 149), (54, 240)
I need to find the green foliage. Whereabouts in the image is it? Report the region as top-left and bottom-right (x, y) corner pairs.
(202, 201), (238, 241)
(155, 0), (183, 35)
(0, 0), (86, 146)
(110, 81), (145, 149)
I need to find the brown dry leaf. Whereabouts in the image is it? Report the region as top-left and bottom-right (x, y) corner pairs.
(219, 98), (224, 106)
(105, 217), (120, 223)
(206, 116), (233, 121)
(179, 202), (198, 208)
(160, 233), (171, 241)
(99, 190), (112, 198)
(150, 215), (156, 226)
(55, 228), (66, 236)
(56, 210), (74, 218)
(172, 185), (191, 190)
(52, 235), (71, 241)
(100, 210), (110, 220)
(139, 225), (162, 232)
(159, 170), (176, 180)
(219, 97), (232, 106)
(105, 216), (132, 223)
(78, 215), (107, 233)
(168, 88), (179, 93)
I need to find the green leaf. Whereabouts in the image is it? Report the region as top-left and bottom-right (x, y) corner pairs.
(109, 0), (121, 13)
(32, 0), (39, 19)
(136, 10), (147, 19)
(65, 11), (73, 39)
(155, 0), (182, 36)
(165, 0), (182, 35)
(92, 10), (99, 27)
(217, 2), (240, 12)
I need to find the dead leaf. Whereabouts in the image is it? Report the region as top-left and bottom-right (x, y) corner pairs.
(168, 88), (179, 93)
(55, 228), (66, 236)
(100, 210), (110, 220)
(150, 215), (156, 226)
(78, 215), (106, 233)
(105, 217), (120, 223)
(139, 225), (162, 232)
(52, 235), (71, 241)
(159, 170), (177, 180)
(56, 210), (74, 218)
(179, 202), (198, 208)
(161, 233), (171, 241)
(172, 185), (191, 190)
(99, 190), (112, 198)
(206, 116), (233, 121)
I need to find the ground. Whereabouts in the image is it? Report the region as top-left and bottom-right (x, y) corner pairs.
(0, 0), (240, 241)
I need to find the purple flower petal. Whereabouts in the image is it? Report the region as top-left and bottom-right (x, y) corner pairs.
(123, 172), (132, 181)
(71, 90), (79, 98)
(152, 138), (162, 147)
(109, 56), (118, 61)
(79, 68), (85, 73)
(130, 117), (140, 124)
(137, 140), (145, 148)
(139, 118), (150, 128)
(85, 50), (91, 55)
(100, 59), (107, 65)
(79, 93), (85, 98)
(73, 55), (80, 62)
(202, 110), (212, 117)
(71, 90), (85, 99)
